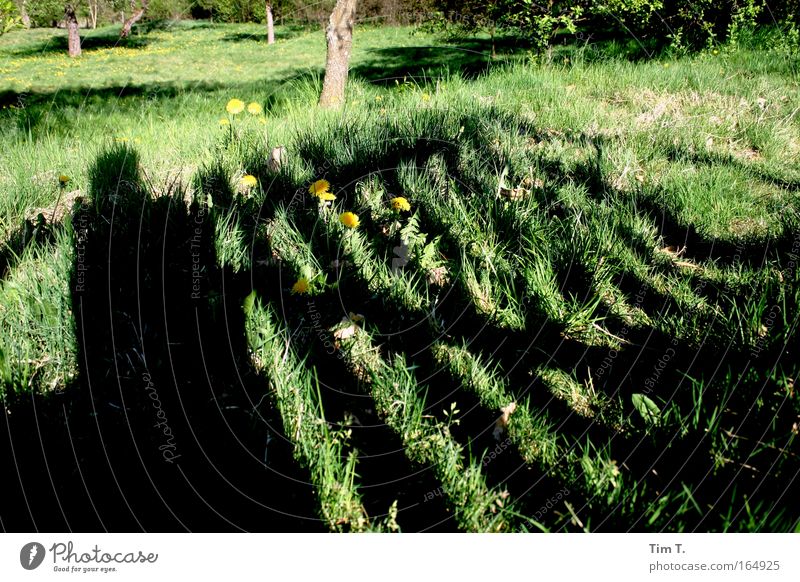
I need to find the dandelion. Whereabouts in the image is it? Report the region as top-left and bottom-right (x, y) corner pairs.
(317, 191), (336, 202)
(375, 95), (383, 102)
(226, 98), (245, 115)
(390, 196), (411, 212)
(247, 102), (263, 115)
(58, 174), (70, 187)
(339, 211), (360, 229)
(219, 118), (230, 126)
(421, 92), (430, 101)
(291, 277), (310, 294)
(309, 179), (330, 196)
(241, 174), (258, 188)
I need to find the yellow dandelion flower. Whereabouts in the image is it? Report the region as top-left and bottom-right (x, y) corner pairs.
(219, 118), (230, 126)
(291, 277), (310, 294)
(58, 174), (70, 186)
(375, 95), (383, 102)
(421, 92), (430, 101)
(317, 191), (336, 201)
(339, 211), (360, 229)
(247, 102), (263, 115)
(390, 196), (411, 212)
(241, 175), (258, 188)
(226, 98), (245, 115)
(309, 179), (330, 196)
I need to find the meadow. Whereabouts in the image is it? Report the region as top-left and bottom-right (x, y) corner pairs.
(0, 20), (799, 532)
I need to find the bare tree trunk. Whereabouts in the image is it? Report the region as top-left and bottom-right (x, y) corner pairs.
(266, 2), (275, 44)
(120, 0), (148, 38)
(20, 0), (31, 28)
(88, 0), (98, 29)
(65, 4), (81, 58)
(318, 0), (357, 108)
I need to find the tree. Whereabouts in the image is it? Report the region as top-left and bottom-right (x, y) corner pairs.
(25, 0), (63, 27)
(318, 0), (357, 108)
(87, 0), (99, 28)
(1, 0), (20, 35)
(265, 1), (274, 43)
(18, 0), (30, 27)
(64, 3), (81, 56)
(120, 0), (148, 37)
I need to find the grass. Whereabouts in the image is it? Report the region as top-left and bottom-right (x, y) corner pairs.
(0, 20), (798, 532)
(245, 297), (395, 532)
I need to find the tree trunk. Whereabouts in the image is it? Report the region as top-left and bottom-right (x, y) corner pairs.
(120, 0), (148, 38)
(88, 0), (98, 29)
(266, 2), (275, 44)
(65, 4), (81, 58)
(318, 0), (358, 108)
(20, 0), (31, 28)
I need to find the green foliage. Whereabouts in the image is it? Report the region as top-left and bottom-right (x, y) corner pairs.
(501, 0), (585, 51)
(148, 0), (192, 19)
(25, 0), (62, 27)
(631, 392), (661, 427)
(193, 0), (264, 22)
(0, 0), (20, 35)
(433, 0), (792, 52)
(727, 0), (763, 48)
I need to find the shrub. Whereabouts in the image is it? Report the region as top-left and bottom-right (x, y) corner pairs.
(431, 1), (793, 52)
(148, 0), (192, 19)
(26, 0), (63, 27)
(1, 0), (20, 35)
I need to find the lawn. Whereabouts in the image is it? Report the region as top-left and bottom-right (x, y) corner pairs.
(0, 20), (798, 532)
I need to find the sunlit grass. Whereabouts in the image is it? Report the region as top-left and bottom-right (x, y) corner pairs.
(1, 21), (798, 532)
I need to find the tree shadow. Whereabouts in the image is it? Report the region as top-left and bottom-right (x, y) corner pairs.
(3, 30), (150, 58)
(0, 81), (228, 137)
(219, 24), (312, 44)
(0, 144), (322, 531)
(135, 19), (184, 35)
(352, 44), (502, 84)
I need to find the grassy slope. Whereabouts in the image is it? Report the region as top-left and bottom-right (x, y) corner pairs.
(0, 21), (799, 532)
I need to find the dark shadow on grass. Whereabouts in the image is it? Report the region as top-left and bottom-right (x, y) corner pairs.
(351, 44), (501, 84)
(0, 144), (323, 531)
(3, 30), (149, 58)
(219, 24), (312, 44)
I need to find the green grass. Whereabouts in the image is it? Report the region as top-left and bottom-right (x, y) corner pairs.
(245, 297), (396, 532)
(1, 20), (799, 532)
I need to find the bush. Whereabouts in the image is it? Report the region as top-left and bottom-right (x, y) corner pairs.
(194, 0), (263, 23)
(148, 0), (192, 20)
(1, 0), (20, 35)
(432, 0), (795, 53)
(26, 0), (63, 27)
